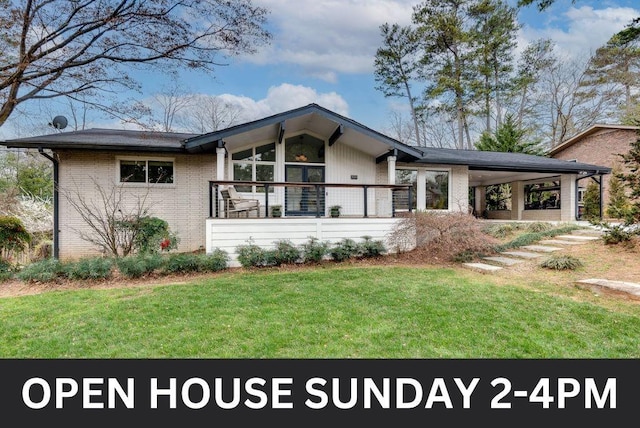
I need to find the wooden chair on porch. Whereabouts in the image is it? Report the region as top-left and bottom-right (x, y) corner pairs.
(220, 186), (260, 217)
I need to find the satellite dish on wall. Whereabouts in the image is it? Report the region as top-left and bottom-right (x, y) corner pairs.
(50, 115), (68, 130)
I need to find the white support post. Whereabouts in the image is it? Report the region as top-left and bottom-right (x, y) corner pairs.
(387, 156), (397, 217)
(216, 146), (226, 180)
(560, 174), (577, 222)
(216, 146), (226, 217)
(387, 156), (397, 184)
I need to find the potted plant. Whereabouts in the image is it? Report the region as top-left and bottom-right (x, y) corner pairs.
(271, 205), (282, 218)
(329, 205), (341, 218)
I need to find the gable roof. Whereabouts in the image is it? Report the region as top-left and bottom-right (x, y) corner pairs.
(548, 124), (640, 156)
(183, 103), (425, 162)
(2, 128), (196, 153)
(417, 147), (610, 174)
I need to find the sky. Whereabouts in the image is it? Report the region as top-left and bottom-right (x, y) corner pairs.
(2, 0), (640, 139)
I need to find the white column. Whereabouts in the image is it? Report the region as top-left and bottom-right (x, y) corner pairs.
(560, 174), (577, 222)
(216, 146), (226, 180)
(387, 156), (397, 184)
(511, 181), (523, 220)
(386, 156), (397, 217)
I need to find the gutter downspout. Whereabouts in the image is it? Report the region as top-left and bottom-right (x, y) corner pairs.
(38, 148), (59, 259)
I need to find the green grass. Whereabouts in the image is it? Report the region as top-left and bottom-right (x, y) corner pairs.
(1, 265), (640, 358)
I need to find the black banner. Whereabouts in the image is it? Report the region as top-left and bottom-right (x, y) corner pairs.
(0, 359), (635, 425)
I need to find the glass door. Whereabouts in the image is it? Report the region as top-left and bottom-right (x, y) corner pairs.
(285, 165), (325, 216)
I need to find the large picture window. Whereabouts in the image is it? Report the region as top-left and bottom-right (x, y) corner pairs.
(285, 134), (325, 163)
(232, 142), (276, 192)
(425, 170), (449, 210)
(524, 180), (560, 210)
(395, 169), (449, 210)
(119, 158), (174, 184)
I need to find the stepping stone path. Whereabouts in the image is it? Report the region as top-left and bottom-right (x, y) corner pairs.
(463, 226), (600, 273)
(482, 256), (523, 266)
(463, 226), (640, 300)
(520, 244), (563, 252)
(501, 250), (544, 259)
(576, 279), (640, 299)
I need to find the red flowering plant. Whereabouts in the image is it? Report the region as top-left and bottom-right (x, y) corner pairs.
(130, 216), (178, 254)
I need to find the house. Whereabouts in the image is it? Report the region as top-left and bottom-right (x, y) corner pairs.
(1, 104), (610, 264)
(549, 124), (639, 218)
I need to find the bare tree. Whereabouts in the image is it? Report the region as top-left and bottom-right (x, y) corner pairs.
(180, 95), (244, 133)
(62, 177), (154, 257)
(539, 56), (617, 147)
(0, 0), (271, 128)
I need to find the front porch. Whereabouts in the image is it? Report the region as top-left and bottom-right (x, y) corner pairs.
(208, 180), (414, 219)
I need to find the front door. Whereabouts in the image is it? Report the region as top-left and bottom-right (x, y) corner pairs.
(285, 165), (325, 216)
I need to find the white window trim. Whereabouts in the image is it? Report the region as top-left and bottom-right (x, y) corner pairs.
(229, 142), (276, 194)
(396, 166), (452, 211)
(116, 156), (176, 187)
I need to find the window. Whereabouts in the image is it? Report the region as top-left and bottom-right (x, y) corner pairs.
(425, 170), (449, 210)
(119, 159), (174, 184)
(231, 143), (275, 192)
(395, 169), (449, 210)
(486, 184), (511, 211)
(524, 181), (561, 210)
(285, 134), (325, 163)
(395, 169), (418, 211)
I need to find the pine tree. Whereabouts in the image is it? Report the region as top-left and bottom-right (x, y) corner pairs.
(618, 128), (640, 224)
(474, 114), (545, 155)
(582, 181), (601, 221)
(606, 165), (631, 219)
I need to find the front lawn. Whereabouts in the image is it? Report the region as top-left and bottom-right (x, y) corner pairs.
(1, 265), (639, 358)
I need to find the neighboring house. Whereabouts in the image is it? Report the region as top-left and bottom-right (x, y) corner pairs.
(549, 124), (639, 219)
(2, 104), (610, 264)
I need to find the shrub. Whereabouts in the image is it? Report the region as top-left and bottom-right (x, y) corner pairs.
(540, 255), (583, 271)
(15, 258), (65, 282)
(116, 253), (164, 278)
(0, 215), (32, 261)
(360, 236), (386, 258)
(271, 240), (301, 265)
(65, 257), (114, 280)
(163, 253), (201, 274)
(301, 237), (329, 263)
(0, 259), (14, 281)
(330, 238), (362, 262)
(482, 223), (516, 239)
(130, 216), (178, 254)
(236, 241), (272, 268)
(196, 250), (229, 272)
(597, 222), (636, 245)
(389, 212), (498, 262)
(526, 222), (552, 233)
(495, 224), (582, 251)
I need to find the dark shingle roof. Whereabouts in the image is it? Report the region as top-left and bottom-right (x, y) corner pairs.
(3, 128), (196, 152)
(416, 147), (610, 174)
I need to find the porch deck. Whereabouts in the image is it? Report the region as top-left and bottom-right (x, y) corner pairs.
(208, 180), (413, 219)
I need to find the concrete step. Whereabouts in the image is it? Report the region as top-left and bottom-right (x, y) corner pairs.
(538, 239), (585, 245)
(571, 229), (604, 236)
(482, 256), (523, 266)
(576, 279), (640, 298)
(501, 251), (544, 259)
(521, 245), (563, 252)
(463, 263), (503, 272)
(556, 235), (600, 241)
